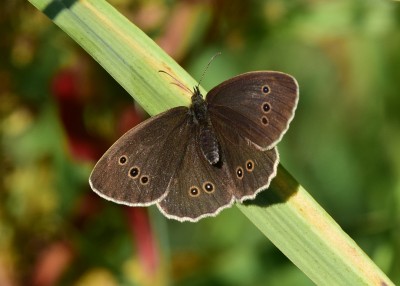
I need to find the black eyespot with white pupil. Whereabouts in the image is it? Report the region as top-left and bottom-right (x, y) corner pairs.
(189, 186), (200, 197)
(236, 167), (243, 179)
(203, 182), (214, 193)
(119, 156), (127, 165)
(246, 160), (254, 172)
(129, 167), (140, 178)
(262, 85), (270, 94)
(262, 102), (271, 113)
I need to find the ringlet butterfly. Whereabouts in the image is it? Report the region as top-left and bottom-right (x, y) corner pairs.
(89, 68), (298, 222)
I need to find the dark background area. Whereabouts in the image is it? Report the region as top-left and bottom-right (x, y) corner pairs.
(1, 0), (399, 285)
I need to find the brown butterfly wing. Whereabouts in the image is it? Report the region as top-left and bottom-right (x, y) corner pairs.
(207, 71), (299, 150)
(157, 120), (280, 222)
(212, 119), (279, 201)
(89, 107), (190, 206)
(157, 125), (235, 222)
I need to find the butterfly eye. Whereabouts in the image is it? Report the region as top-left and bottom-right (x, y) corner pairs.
(246, 160), (255, 172)
(189, 186), (200, 197)
(118, 156), (127, 165)
(261, 116), (269, 126)
(203, 182), (215, 193)
(236, 167), (244, 179)
(140, 175), (149, 185)
(262, 102), (271, 113)
(262, 85), (270, 94)
(129, 167), (140, 178)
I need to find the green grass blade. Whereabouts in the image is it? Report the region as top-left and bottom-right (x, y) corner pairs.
(28, 0), (394, 285)
(239, 166), (393, 285)
(30, 0), (196, 115)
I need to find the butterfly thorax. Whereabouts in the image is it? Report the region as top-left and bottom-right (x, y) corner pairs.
(189, 87), (220, 165)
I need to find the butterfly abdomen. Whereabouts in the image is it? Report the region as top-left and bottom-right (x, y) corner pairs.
(199, 125), (220, 165)
(189, 87), (221, 165)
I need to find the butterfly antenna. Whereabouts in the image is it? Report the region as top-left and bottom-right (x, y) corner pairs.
(158, 70), (192, 94)
(196, 52), (221, 88)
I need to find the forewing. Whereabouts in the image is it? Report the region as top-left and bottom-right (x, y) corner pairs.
(207, 71), (298, 150)
(89, 107), (190, 206)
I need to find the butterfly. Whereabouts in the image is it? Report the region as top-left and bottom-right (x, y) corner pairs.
(89, 71), (299, 222)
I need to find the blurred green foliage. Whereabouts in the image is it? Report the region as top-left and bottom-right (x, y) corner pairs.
(1, 0), (400, 285)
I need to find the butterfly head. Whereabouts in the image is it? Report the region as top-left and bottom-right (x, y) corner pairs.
(192, 85), (203, 100)
(190, 86), (206, 111)
(190, 52), (220, 106)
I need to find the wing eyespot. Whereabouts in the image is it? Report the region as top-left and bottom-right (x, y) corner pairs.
(236, 167), (244, 179)
(246, 160), (255, 172)
(118, 155), (128, 165)
(262, 102), (271, 113)
(261, 116), (269, 126)
(129, 167), (140, 178)
(203, 182), (215, 193)
(262, 85), (271, 94)
(140, 175), (149, 185)
(189, 186), (200, 197)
